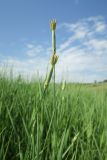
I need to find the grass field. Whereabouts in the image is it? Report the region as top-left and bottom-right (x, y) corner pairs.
(0, 75), (107, 160)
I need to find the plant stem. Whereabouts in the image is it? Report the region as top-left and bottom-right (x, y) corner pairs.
(52, 29), (56, 106)
(53, 65), (55, 106)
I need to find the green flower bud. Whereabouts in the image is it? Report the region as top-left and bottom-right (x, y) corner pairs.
(50, 54), (58, 66)
(50, 20), (56, 31)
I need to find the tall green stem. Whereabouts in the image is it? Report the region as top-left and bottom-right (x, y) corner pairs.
(52, 30), (56, 54)
(52, 29), (56, 104)
(44, 20), (58, 95)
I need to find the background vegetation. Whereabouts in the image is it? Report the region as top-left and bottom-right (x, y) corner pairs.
(0, 74), (107, 160)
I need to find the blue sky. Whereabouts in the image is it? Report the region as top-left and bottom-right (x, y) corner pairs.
(0, 0), (107, 82)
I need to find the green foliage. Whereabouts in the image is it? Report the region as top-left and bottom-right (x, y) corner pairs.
(0, 76), (107, 160)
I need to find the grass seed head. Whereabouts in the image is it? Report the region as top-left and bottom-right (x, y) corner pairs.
(50, 54), (58, 66)
(50, 20), (56, 31)
(62, 80), (66, 91)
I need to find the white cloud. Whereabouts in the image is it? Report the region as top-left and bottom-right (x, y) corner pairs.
(0, 56), (48, 80)
(95, 21), (106, 32)
(84, 39), (107, 52)
(25, 43), (51, 58)
(56, 16), (107, 82)
(26, 44), (44, 57)
(0, 16), (107, 82)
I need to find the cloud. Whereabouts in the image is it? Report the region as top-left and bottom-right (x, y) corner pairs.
(26, 44), (45, 57)
(0, 16), (107, 82)
(56, 16), (107, 82)
(0, 56), (48, 80)
(25, 43), (51, 58)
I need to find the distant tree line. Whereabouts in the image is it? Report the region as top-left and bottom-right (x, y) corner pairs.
(103, 79), (107, 82)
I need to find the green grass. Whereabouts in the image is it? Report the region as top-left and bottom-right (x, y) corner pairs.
(0, 76), (107, 160)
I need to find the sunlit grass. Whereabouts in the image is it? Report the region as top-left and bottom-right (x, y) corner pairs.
(0, 75), (107, 160)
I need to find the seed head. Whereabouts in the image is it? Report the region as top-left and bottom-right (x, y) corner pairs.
(62, 80), (66, 91)
(50, 54), (58, 66)
(50, 20), (56, 31)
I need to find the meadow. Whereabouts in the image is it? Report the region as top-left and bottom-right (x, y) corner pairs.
(0, 75), (107, 160)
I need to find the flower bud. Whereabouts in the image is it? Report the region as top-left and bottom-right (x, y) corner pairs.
(50, 20), (56, 31)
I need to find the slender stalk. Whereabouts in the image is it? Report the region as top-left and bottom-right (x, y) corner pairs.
(53, 65), (55, 104)
(52, 28), (56, 104)
(52, 30), (56, 54)
(44, 20), (58, 95)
